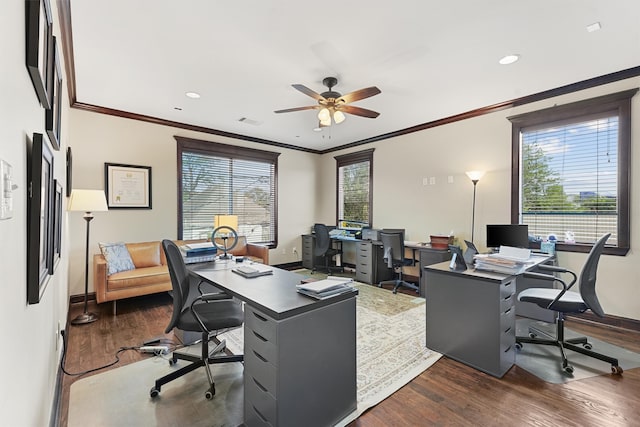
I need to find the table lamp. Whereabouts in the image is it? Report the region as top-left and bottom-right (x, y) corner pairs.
(213, 214), (238, 259)
(465, 171), (485, 243)
(68, 189), (108, 325)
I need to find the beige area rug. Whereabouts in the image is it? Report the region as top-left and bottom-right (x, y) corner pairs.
(68, 282), (440, 427)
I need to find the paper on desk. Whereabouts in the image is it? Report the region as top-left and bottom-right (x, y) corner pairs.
(297, 277), (353, 293)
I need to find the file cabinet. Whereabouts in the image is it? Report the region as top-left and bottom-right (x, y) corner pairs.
(424, 263), (517, 378)
(244, 299), (357, 427)
(417, 247), (452, 297)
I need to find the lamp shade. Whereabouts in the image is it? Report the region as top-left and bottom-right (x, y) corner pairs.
(465, 170), (485, 182)
(68, 189), (108, 212)
(214, 214), (238, 230)
(333, 110), (346, 124)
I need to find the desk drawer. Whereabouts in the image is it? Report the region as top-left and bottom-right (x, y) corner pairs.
(245, 347), (277, 397)
(245, 375), (277, 425)
(500, 290), (516, 313)
(500, 280), (515, 299)
(245, 306), (278, 344)
(500, 304), (516, 333)
(245, 402), (274, 427)
(245, 327), (278, 367)
(356, 270), (373, 284)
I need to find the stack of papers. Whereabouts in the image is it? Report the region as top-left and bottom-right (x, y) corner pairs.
(474, 253), (527, 275)
(231, 263), (273, 278)
(296, 277), (355, 300)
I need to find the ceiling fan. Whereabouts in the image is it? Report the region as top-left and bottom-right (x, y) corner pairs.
(274, 77), (381, 127)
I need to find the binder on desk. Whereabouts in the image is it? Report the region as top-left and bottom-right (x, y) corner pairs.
(232, 264), (273, 278)
(296, 277), (354, 299)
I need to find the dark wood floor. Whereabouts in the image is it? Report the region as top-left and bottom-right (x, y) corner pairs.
(59, 290), (640, 427)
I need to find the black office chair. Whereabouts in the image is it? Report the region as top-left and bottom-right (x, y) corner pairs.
(378, 231), (418, 294)
(150, 240), (244, 400)
(515, 233), (623, 375)
(313, 223), (344, 274)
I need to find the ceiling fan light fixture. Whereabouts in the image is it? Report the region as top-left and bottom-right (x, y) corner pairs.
(318, 107), (331, 122)
(319, 116), (331, 127)
(333, 110), (346, 124)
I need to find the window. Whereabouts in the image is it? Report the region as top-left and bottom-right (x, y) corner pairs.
(335, 149), (374, 226)
(509, 89), (636, 255)
(176, 136), (280, 247)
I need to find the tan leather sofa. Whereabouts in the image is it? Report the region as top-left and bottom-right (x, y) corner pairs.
(94, 237), (269, 314)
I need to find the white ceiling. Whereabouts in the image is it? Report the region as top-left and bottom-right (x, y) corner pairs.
(69, 0), (640, 152)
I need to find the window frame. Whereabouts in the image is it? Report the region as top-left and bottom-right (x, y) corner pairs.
(176, 136), (280, 248)
(334, 148), (374, 226)
(508, 89), (637, 256)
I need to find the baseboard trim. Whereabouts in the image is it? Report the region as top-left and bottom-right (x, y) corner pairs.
(568, 312), (640, 333)
(50, 352), (64, 427)
(69, 292), (96, 304)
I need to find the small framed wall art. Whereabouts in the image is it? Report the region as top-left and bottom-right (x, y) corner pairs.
(104, 163), (152, 209)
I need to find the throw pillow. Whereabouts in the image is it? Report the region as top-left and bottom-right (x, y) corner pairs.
(99, 242), (135, 276)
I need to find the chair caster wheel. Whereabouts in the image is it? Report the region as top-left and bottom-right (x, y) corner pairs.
(528, 332), (537, 339)
(583, 343), (593, 350)
(611, 365), (623, 375)
(150, 387), (160, 398)
(169, 359), (176, 366)
(562, 363), (574, 374)
(515, 342), (522, 350)
(205, 386), (215, 400)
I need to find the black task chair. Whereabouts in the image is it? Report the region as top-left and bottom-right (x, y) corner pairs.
(150, 240), (244, 400)
(313, 223), (344, 274)
(378, 230), (418, 294)
(515, 233), (623, 375)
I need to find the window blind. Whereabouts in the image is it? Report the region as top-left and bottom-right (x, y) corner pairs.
(335, 149), (374, 225)
(521, 113), (618, 245)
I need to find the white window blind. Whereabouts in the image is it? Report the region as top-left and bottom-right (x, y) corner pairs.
(177, 137), (279, 246)
(521, 114), (618, 245)
(335, 149), (374, 225)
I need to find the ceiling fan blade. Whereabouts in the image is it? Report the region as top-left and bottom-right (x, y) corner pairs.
(292, 84), (326, 102)
(274, 105), (319, 114)
(339, 105), (380, 118)
(337, 86), (381, 104)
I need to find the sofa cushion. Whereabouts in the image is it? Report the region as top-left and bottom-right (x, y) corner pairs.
(99, 242), (136, 275)
(106, 266), (169, 289)
(127, 242), (161, 268)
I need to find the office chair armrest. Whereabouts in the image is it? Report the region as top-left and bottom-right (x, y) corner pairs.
(522, 271), (556, 282)
(537, 264), (569, 273)
(200, 292), (233, 302)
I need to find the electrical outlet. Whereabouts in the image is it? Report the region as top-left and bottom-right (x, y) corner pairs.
(292, 246), (297, 254)
(429, 176), (436, 185)
(422, 177), (429, 186)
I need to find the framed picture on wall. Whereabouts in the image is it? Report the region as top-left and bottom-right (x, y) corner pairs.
(45, 36), (62, 150)
(50, 179), (63, 272)
(27, 133), (54, 304)
(25, 0), (53, 109)
(104, 163), (152, 209)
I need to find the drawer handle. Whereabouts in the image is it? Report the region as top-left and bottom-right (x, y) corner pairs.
(504, 345), (512, 353)
(253, 377), (268, 392)
(252, 405), (268, 422)
(504, 307), (512, 315)
(503, 294), (512, 302)
(504, 326), (511, 334)
(253, 331), (268, 342)
(252, 311), (268, 322)
(253, 350), (268, 363)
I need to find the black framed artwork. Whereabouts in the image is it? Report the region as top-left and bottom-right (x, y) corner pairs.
(104, 163), (152, 209)
(27, 133), (54, 304)
(50, 179), (63, 272)
(66, 146), (72, 197)
(25, 0), (53, 109)
(45, 36), (62, 150)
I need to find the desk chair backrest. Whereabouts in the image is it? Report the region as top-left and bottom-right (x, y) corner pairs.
(578, 233), (610, 317)
(314, 223), (331, 256)
(380, 231), (405, 267)
(162, 239), (191, 333)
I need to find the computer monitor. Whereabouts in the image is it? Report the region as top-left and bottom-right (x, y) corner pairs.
(486, 224), (529, 249)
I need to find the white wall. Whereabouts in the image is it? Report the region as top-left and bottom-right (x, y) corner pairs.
(67, 110), (319, 296)
(1, 0), (70, 424)
(319, 77), (640, 321)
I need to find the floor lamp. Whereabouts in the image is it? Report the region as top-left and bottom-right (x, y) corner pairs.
(68, 189), (108, 325)
(465, 171), (485, 243)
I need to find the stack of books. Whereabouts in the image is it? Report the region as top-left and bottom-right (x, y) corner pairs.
(231, 263), (273, 278)
(474, 246), (532, 275)
(296, 276), (355, 300)
(180, 242), (217, 264)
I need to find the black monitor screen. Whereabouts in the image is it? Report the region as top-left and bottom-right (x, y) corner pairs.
(486, 224), (529, 248)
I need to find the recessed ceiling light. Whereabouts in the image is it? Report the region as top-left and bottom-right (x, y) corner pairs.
(499, 54), (520, 65)
(586, 22), (602, 33)
(185, 92), (201, 99)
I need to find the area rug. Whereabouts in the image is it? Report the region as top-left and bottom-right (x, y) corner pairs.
(515, 318), (640, 384)
(68, 282), (440, 427)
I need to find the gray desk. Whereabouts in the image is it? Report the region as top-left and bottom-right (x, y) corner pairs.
(424, 254), (552, 378)
(191, 261), (357, 427)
